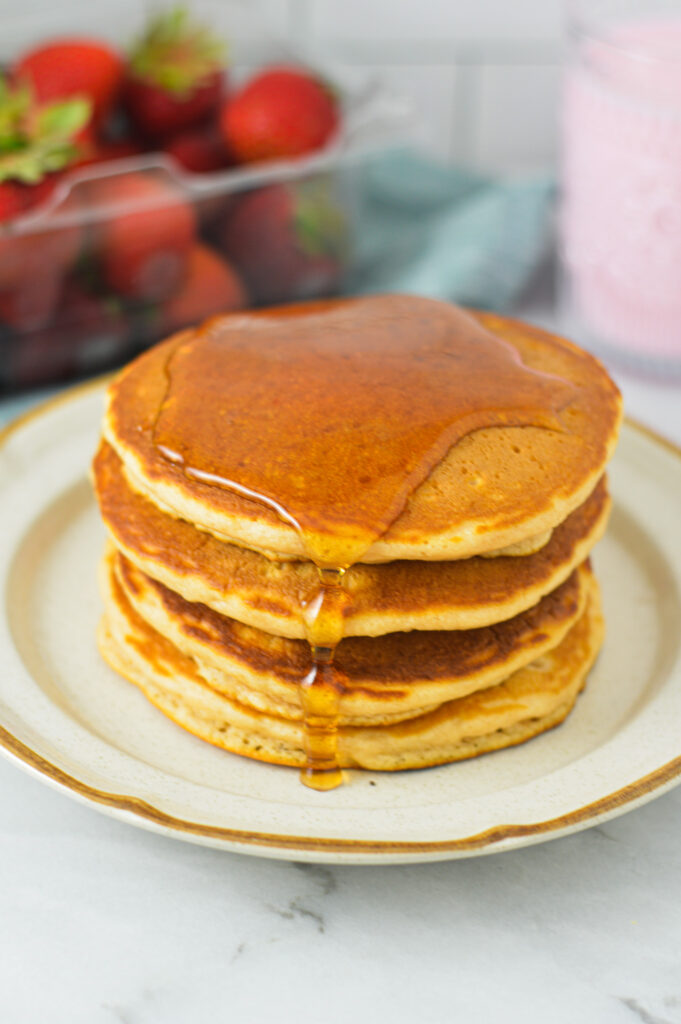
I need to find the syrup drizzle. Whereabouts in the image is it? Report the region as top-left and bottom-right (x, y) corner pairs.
(152, 296), (577, 790)
(300, 566), (349, 790)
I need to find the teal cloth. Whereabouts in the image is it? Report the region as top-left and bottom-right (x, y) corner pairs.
(349, 149), (554, 311)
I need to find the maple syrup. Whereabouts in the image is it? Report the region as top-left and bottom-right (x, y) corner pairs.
(153, 295), (576, 789)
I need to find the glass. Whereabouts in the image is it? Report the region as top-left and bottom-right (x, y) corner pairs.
(561, 0), (681, 375)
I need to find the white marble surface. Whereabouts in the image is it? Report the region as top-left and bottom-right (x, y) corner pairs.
(2, 295), (681, 1024)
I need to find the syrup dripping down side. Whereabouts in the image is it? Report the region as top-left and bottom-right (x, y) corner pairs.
(299, 566), (348, 790)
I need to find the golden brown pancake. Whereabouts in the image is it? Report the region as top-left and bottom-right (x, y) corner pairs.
(94, 296), (619, 784)
(103, 298), (622, 563)
(94, 440), (610, 636)
(98, 555), (604, 771)
(107, 544), (593, 726)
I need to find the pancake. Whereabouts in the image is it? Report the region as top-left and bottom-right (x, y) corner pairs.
(107, 544), (593, 726)
(98, 555), (604, 771)
(94, 295), (619, 786)
(94, 440), (610, 636)
(103, 297), (622, 563)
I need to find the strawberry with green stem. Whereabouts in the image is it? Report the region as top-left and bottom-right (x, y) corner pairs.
(124, 7), (226, 140)
(0, 77), (91, 186)
(13, 38), (123, 132)
(0, 77), (91, 325)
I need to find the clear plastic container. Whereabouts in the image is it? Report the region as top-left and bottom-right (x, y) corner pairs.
(561, 0), (681, 377)
(0, 1), (408, 392)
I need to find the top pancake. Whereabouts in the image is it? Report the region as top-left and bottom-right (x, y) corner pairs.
(103, 296), (621, 563)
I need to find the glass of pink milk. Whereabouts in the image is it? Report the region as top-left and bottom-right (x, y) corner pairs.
(561, 0), (681, 374)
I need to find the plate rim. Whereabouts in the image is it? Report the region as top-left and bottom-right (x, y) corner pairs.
(2, 378), (681, 859)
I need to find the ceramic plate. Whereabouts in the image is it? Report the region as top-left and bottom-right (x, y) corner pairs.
(1, 381), (681, 864)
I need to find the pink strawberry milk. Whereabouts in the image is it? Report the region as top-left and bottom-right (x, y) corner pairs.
(562, 3), (681, 368)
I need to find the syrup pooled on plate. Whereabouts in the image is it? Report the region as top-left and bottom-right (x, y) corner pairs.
(153, 295), (577, 790)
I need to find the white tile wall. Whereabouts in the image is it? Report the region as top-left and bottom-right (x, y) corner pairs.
(0, 0), (566, 172)
(355, 65), (460, 161)
(294, 0), (565, 170)
(474, 63), (563, 170)
(305, 0), (564, 44)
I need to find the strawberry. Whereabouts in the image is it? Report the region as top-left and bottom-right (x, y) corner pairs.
(0, 181), (28, 222)
(217, 181), (347, 304)
(164, 124), (229, 173)
(13, 39), (123, 131)
(4, 323), (76, 389)
(220, 66), (339, 164)
(0, 187), (85, 330)
(0, 77), (92, 185)
(160, 243), (247, 332)
(0, 80), (89, 313)
(59, 282), (132, 375)
(123, 8), (226, 140)
(85, 171), (196, 301)
(24, 173), (63, 209)
(73, 138), (144, 170)
(5, 282), (131, 389)
(0, 268), (63, 331)
(0, 183), (61, 335)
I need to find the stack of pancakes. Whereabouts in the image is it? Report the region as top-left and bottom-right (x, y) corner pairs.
(93, 297), (621, 777)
